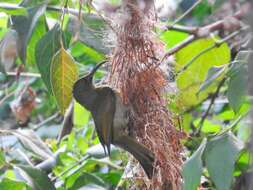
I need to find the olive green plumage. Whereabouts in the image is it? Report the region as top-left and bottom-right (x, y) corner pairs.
(73, 61), (154, 179)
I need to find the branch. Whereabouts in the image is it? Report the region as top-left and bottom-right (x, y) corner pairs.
(33, 112), (60, 131)
(171, 0), (203, 26)
(46, 6), (83, 16)
(162, 3), (251, 62)
(51, 155), (90, 182)
(0, 90), (15, 107)
(196, 78), (227, 135)
(57, 102), (74, 142)
(6, 72), (41, 78)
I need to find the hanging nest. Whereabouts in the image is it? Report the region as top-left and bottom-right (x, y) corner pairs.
(106, 0), (183, 189)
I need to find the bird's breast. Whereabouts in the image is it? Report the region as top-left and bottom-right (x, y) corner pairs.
(113, 94), (129, 132)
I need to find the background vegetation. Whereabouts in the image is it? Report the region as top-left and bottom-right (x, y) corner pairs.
(0, 0), (252, 189)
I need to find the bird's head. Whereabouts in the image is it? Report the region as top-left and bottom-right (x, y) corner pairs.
(73, 61), (107, 109)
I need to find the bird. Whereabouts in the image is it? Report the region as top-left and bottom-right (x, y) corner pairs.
(73, 61), (154, 179)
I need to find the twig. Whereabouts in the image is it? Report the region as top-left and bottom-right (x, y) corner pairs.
(160, 35), (195, 63)
(47, 6), (82, 16)
(51, 155), (90, 182)
(162, 3), (250, 62)
(6, 72), (41, 78)
(57, 102), (74, 142)
(33, 112), (60, 131)
(171, 0), (203, 26)
(17, 149), (34, 166)
(0, 91), (15, 107)
(211, 115), (244, 137)
(196, 78), (227, 135)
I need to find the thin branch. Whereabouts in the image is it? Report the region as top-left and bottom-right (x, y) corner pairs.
(160, 35), (195, 63)
(57, 102), (74, 142)
(6, 72), (41, 78)
(196, 78), (227, 135)
(33, 112), (60, 131)
(162, 3), (251, 62)
(47, 6), (82, 16)
(0, 91), (15, 107)
(171, 0), (203, 26)
(51, 155), (90, 182)
(166, 24), (198, 34)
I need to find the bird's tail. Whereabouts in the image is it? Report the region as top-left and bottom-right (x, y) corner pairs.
(114, 136), (154, 179)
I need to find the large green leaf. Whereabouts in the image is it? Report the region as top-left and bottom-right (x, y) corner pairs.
(0, 178), (31, 190)
(11, 3), (47, 64)
(227, 51), (251, 113)
(227, 64), (248, 113)
(69, 172), (105, 190)
(0, 3), (27, 15)
(182, 138), (207, 190)
(160, 30), (189, 49)
(50, 47), (78, 115)
(204, 132), (244, 190)
(26, 16), (47, 65)
(35, 24), (62, 93)
(175, 38), (230, 108)
(74, 101), (90, 127)
(15, 165), (56, 190)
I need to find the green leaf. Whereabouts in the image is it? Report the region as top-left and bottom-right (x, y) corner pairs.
(199, 64), (227, 93)
(74, 101), (90, 127)
(15, 165), (56, 190)
(35, 24), (62, 93)
(0, 150), (5, 169)
(50, 47), (78, 115)
(160, 30), (189, 49)
(26, 16), (47, 65)
(11, 3), (47, 64)
(70, 172), (105, 190)
(193, 119), (221, 133)
(204, 132), (244, 190)
(74, 184), (106, 190)
(183, 138), (207, 190)
(227, 64), (248, 113)
(0, 178), (31, 190)
(175, 37), (230, 109)
(0, 3), (28, 16)
(97, 172), (122, 187)
(70, 42), (104, 65)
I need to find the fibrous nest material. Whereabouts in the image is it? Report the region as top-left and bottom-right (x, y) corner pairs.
(107, 0), (183, 189)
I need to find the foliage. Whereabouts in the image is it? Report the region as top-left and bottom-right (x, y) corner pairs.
(0, 0), (251, 190)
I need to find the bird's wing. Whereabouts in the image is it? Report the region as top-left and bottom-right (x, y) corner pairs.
(92, 87), (116, 155)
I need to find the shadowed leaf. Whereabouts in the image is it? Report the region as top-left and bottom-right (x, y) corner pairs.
(15, 165), (56, 190)
(204, 132), (244, 190)
(183, 138), (207, 190)
(11, 3), (47, 64)
(35, 24), (62, 93)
